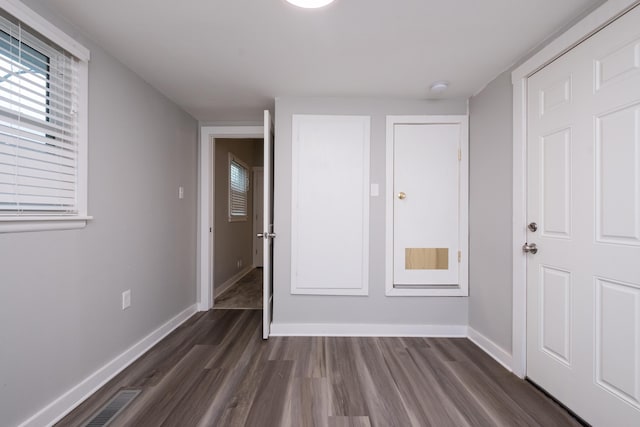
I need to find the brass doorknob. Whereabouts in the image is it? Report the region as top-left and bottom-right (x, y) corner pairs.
(398, 192), (406, 200)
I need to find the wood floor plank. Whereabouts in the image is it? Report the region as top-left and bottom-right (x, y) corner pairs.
(203, 310), (262, 370)
(447, 360), (542, 426)
(111, 345), (216, 426)
(406, 344), (499, 426)
(446, 338), (581, 426)
(268, 335), (327, 379)
(243, 360), (295, 426)
(211, 340), (272, 427)
(328, 416), (372, 427)
(351, 338), (413, 427)
(376, 337), (470, 427)
(196, 315), (268, 426)
(282, 377), (330, 427)
(159, 368), (225, 426)
(57, 309), (584, 427)
(326, 337), (370, 417)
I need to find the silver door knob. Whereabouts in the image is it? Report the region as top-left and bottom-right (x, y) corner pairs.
(528, 222), (538, 232)
(522, 242), (538, 254)
(257, 233), (264, 239)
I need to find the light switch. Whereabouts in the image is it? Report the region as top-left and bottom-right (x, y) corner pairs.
(370, 183), (379, 197)
(178, 186), (184, 199)
(122, 290), (131, 310)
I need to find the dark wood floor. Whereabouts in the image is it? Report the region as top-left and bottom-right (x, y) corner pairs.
(214, 268), (263, 310)
(57, 309), (580, 427)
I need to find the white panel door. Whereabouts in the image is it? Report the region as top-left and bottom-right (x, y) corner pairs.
(291, 115), (370, 295)
(526, 5), (640, 426)
(262, 111), (274, 340)
(393, 124), (460, 285)
(386, 116), (468, 297)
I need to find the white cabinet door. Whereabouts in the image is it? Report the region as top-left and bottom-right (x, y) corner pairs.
(386, 116), (468, 296)
(526, 5), (640, 425)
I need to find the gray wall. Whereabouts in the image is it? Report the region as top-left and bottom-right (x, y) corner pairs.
(463, 0), (608, 355)
(0, 2), (199, 426)
(214, 139), (261, 291)
(468, 72), (513, 352)
(274, 97), (470, 325)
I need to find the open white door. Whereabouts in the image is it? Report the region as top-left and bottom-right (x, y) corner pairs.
(261, 110), (275, 339)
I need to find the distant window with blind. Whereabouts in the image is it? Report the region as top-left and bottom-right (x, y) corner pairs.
(228, 153), (249, 222)
(0, 4), (89, 230)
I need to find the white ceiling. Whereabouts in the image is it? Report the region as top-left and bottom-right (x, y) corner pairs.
(32, 0), (604, 122)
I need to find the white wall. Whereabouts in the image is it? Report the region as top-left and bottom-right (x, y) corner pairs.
(468, 71), (513, 351)
(0, 2), (199, 426)
(274, 97), (469, 326)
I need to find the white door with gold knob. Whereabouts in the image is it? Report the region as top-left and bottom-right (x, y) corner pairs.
(386, 116), (468, 296)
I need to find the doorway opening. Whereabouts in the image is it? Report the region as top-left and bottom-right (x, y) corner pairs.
(198, 112), (275, 339)
(211, 138), (264, 310)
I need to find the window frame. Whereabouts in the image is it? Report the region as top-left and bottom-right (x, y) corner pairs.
(0, 0), (90, 233)
(228, 153), (249, 222)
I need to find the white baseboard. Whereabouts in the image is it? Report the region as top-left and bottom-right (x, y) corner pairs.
(19, 304), (198, 427)
(215, 265), (254, 298)
(270, 322), (468, 337)
(467, 327), (513, 372)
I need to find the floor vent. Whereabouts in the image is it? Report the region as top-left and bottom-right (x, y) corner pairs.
(82, 389), (141, 427)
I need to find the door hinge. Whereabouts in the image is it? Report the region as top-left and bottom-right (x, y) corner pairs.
(458, 251), (461, 262)
(458, 149), (462, 161)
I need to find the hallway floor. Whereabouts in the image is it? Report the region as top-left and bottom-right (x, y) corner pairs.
(214, 268), (263, 309)
(56, 309), (581, 426)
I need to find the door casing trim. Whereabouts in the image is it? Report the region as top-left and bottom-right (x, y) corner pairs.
(510, 0), (639, 378)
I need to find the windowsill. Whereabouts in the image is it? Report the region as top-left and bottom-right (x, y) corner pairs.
(228, 217), (248, 223)
(0, 215), (93, 233)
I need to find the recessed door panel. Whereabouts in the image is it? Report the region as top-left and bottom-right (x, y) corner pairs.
(595, 278), (640, 409)
(540, 76), (572, 115)
(540, 266), (572, 366)
(596, 104), (640, 244)
(595, 38), (640, 90)
(541, 129), (572, 238)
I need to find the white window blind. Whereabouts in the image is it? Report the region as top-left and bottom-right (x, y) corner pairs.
(228, 154), (249, 221)
(0, 10), (80, 214)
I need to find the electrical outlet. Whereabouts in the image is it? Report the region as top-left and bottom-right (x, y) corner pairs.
(122, 289), (131, 310)
(178, 186), (184, 199)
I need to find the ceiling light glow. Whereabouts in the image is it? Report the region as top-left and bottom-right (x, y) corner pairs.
(429, 81), (449, 93)
(286, 0), (336, 8)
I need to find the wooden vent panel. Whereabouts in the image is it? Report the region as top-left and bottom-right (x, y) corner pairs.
(405, 248), (448, 270)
